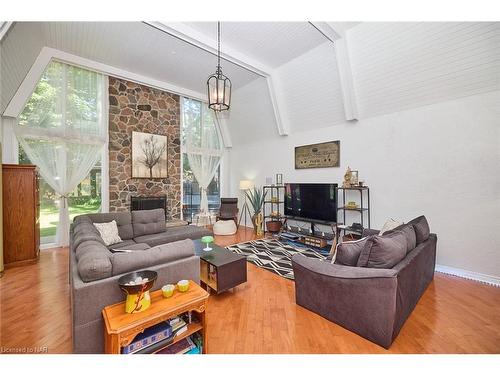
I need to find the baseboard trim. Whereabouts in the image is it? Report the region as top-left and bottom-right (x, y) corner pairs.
(435, 264), (500, 287)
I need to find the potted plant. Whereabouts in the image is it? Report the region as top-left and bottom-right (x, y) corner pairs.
(266, 212), (283, 233)
(245, 187), (267, 236)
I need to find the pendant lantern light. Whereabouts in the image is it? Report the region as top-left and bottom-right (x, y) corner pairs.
(207, 22), (231, 112)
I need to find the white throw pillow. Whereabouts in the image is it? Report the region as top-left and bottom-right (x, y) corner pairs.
(379, 218), (404, 235)
(93, 220), (122, 246)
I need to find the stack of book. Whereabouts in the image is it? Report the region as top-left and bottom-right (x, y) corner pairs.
(169, 316), (188, 337)
(156, 336), (199, 355)
(121, 315), (202, 354)
(121, 321), (173, 354)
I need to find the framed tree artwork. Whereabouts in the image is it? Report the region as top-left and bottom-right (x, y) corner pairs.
(132, 131), (168, 178)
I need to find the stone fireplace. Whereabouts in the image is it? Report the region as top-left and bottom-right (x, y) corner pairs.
(108, 77), (181, 220)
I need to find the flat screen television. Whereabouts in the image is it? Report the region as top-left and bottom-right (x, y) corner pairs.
(284, 183), (337, 223)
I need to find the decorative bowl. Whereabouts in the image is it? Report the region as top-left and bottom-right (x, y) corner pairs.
(117, 270), (158, 295)
(177, 279), (189, 292)
(118, 270), (158, 313)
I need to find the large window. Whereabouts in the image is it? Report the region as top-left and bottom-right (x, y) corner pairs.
(19, 146), (102, 244)
(16, 61), (107, 246)
(181, 98), (222, 221)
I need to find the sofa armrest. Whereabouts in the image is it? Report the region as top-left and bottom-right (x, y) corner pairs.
(291, 254), (397, 279)
(291, 254), (398, 349)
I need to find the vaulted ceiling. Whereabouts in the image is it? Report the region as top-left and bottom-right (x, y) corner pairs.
(1, 21), (499, 147)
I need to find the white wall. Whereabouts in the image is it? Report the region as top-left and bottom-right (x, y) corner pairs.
(228, 90), (500, 280)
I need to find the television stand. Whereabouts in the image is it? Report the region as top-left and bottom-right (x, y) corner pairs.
(278, 219), (335, 250)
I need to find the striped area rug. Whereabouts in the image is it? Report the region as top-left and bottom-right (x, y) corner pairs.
(226, 239), (325, 280)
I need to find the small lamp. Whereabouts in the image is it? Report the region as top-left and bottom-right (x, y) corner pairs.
(239, 180), (254, 191)
(201, 235), (214, 251)
(238, 180), (253, 228)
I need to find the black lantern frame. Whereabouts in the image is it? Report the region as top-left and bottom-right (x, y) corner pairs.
(207, 22), (232, 112)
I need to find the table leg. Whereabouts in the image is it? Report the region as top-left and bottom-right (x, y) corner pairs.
(201, 310), (207, 354)
(105, 332), (120, 354)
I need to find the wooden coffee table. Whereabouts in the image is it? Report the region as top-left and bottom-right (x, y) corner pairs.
(193, 240), (247, 294)
(102, 280), (209, 354)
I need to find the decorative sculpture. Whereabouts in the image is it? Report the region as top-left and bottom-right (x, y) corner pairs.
(343, 166), (353, 188)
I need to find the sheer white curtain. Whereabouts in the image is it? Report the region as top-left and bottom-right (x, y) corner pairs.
(15, 61), (107, 246)
(183, 98), (222, 214)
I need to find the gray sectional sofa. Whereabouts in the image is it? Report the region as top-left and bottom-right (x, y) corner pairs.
(292, 215), (437, 349)
(69, 208), (212, 353)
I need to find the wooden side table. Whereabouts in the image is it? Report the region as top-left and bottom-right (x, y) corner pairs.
(102, 280), (209, 354)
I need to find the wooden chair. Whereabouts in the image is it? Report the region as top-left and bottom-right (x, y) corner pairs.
(216, 198), (239, 223)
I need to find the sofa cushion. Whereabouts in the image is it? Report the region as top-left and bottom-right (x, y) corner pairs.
(73, 215), (93, 226)
(379, 218), (404, 235)
(72, 230), (105, 250)
(111, 239), (195, 276)
(333, 237), (367, 266)
(93, 220), (123, 246)
(75, 240), (113, 282)
(107, 239), (137, 250)
(75, 240), (110, 261)
(357, 232), (407, 269)
(132, 209), (166, 237)
(73, 221), (100, 236)
(407, 215), (430, 244)
(134, 225), (212, 247)
(384, 224), (417, 254)
(85, 212), (134, 240)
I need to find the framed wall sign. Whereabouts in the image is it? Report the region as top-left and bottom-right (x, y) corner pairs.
(295, 141), (340, 169)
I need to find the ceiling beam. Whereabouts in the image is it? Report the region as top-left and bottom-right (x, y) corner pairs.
(308, 22), (341, 42)
(0, 22), (14, 42)
(145, 22), (289, 136)
(310, 22), (359, 121)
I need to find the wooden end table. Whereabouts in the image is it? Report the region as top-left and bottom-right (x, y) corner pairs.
(102, 280), (209, 354)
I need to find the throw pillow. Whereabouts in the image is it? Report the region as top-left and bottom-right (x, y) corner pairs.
(93, 220), (122, 246)
(356, 232), (407, 269)
(384, 224), (417, 254)
(379, 218), (404, 235)
(332, 237), (368, 266)
(407, 215), (430, 244)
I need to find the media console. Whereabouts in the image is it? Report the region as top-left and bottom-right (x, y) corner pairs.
(278, 221), (335, 250)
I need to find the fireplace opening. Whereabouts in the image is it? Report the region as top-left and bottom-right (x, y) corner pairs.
(130, 196), (167, 218)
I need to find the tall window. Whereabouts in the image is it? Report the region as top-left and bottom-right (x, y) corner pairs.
(181, 98), (222, 221)
(16, 61), (107, 246)
(19, 146), (102, 245)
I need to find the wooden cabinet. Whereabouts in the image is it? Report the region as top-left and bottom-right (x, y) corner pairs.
(2, 164), (40, 267)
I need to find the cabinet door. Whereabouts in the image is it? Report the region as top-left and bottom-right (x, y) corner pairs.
(2, 166), (37, 264)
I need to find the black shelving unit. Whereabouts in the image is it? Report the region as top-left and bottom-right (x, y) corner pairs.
(337, 186), (371, 230)
(262, 185), (286, 234)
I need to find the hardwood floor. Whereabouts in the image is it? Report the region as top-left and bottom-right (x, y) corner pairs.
(1, 226), (499, 353)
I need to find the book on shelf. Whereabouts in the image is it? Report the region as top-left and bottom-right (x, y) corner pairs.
(185, 346), (200, 354)
(156, 337), (196, 355)
(121, 321), (173, 354)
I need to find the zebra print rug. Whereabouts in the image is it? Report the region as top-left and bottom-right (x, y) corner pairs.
(226, 239), (326, 280)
